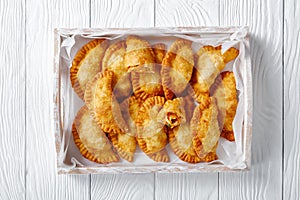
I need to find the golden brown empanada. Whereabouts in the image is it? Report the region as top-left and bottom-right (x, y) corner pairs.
(70, 39), (109, 100)
(136, 96), (169, 162)
(169, 123), (201, 163)
(157, 97), (186, 128)
(131, 64), (164, 100)
(191, 97), (220, 162)
(190, 45), (238, 108)
(108, 96), (142, 162)
(84, 70), (128, 134)
(161, 39), (194, 100)
(124, 35), (155, 71)
(72, 106), (119, 164)
(152, 43), (166, 64)
(213, 71), (237, 141)
(102, 41), (132, 101)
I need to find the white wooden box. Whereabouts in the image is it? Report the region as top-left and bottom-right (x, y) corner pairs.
(53, 27), (252, 174)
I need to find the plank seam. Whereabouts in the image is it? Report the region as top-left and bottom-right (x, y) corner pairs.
(154, 0), (156, 27)
(89, 0), (91, 27)
(282, 0), (285, 199)
(153, 173), (156, 200)
(24, 0), (27, 199)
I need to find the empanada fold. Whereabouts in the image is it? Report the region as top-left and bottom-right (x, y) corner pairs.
(84, 70), (128, 134)
(70, 39), (109, 99)
(72, 106), (119, 164)
(169, 129), (201, 163)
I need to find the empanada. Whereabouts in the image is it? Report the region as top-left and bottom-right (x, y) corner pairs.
(190, 45), (238, 108)
(161, 39), (194, 100)
(124, 35), (155, 71)
(72, 106), (119, 164)
(108, 96), (142, 162)
(102, 41), (132, 101)
(213, 71), (237, 141)
(152, 43), (166, 64)
(191, 97), (220, 162)
(84, 70), (128, 134)
(136, 96), (169, 162)
(131, 64), (164, 100)
(157, 97), (186, 128)
(169, 123), (201, 163)
(70, 39), (109, 99)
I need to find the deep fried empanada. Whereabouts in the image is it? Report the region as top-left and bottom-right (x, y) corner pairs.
(102, 41), (132, 101)
(72, 106), (119, 164)
(157, 95), (196, 128)
(169, 123), (201, 163)
(131, 64), (164, 100)
(152, 43), (166, 64)
(70, 39), (109, 100)
(213, 71), (237, 141)
(108, 96), (142, 162)
(84, 70), (128, 134)
(157, 97), (186, 128)
(124, 35), (155, 71)
(191, 97), (220, 162)
(161, 39), (194, 99)
(136, 96), (169, 162)
(190, 45), (238, 108)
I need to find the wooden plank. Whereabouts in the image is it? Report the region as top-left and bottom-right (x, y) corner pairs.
(155, 1), (219, 199)
(90, 0), (155, 199)
(91, 0), (154, 27)
(284, 0), (300, 199)
(0, 0), (25, 199)
(156, 0), (219, 27)
(219, 1), (282, 200)
(25, 0), (90, 199)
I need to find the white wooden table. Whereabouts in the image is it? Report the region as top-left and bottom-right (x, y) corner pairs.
(0, 0), (297, 199)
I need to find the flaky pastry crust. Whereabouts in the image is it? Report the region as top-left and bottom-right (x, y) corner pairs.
(152, 43), (166, 64)
(84, 70), (128, 134)
(72, 106), (119, 164)
(124, 35), (155, 71)
(190, 45), (238, 108)
(136, 96), (169, 162)
(191, 97), (220, 162)
(161, 39), (194, 99)
(213, 71), (237, 141)
(70, 39), (109, 99)
(102, 40), (132, 101)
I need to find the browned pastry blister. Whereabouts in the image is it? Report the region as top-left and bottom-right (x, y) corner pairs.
(70, 39), (109, 100)
(136, 96), (170, 162)
(191, 97), (220, 162)
(169, 123), (201, 163)
(102, 40), (132, 101)
(190, 45), (239, 108)
(213, 71), (237, 141)
(84, 70), (128, 134)
(124, 35), (155, 71)
(161, 39), (194, 100)
(152, 43), (166, 64)
(72, 106), (119, 164)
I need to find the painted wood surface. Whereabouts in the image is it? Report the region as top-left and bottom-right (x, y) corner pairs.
(219, 0), (283, 200)
(284, 0), (300, 199)
(25, 0), (90, 199)
(0, 0), (25, 199)
(0, 0), (297, 199)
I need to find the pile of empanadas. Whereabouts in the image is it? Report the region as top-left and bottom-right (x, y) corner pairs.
(70, 36), (239, 164)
